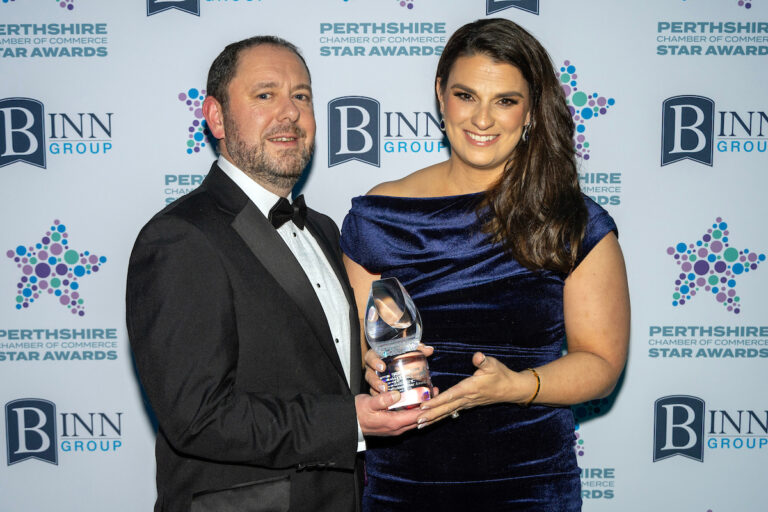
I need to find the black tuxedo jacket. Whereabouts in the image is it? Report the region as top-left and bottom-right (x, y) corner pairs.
(127, 163), (363, 512)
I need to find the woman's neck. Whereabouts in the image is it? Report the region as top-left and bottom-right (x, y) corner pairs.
(442, 158), (504, 195)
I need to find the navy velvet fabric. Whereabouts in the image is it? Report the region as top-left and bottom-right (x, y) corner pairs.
(340, 193), (617, 512)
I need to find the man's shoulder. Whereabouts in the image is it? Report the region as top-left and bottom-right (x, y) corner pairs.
(134, 185), (230, 246)
(306, 206), (340, 239)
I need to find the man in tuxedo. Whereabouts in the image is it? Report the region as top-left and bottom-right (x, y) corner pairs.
(126, 36), (422, 512)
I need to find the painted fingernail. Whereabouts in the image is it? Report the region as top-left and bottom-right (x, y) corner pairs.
(417, 417), (426, 424)
(417, 423), (427, 429)
(378, 363), (385, 371)
(377, 384), (386, 393)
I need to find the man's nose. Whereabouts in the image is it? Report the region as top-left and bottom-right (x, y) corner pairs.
(277, 95), (300, 123)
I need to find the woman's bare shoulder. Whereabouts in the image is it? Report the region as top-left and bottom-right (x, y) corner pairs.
(366, 163), (447, 197)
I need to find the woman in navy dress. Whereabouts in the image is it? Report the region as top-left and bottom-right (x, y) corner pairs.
(341, 19), (630, 511)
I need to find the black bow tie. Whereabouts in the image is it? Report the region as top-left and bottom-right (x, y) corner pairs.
(268, 194), (307, 230)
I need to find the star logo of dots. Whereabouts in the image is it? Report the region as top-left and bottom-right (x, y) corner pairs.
(557, 61), (615, 160)
(396, 0), (414, 8)
(667, 218), (765, 314)
(178, 88), (212, 154)
(6, 220), (107, 316)
(57, 0), (75, 10)
(572, 398), (612, 457)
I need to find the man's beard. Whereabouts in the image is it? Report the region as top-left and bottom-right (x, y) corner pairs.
(223, 116), (314, 191)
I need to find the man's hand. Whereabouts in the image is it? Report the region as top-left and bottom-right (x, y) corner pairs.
(355, 391), (422, 436)
(364, 343), (436, 395)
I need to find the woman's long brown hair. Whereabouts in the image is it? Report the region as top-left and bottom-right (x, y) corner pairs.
(436, 19), (587, 273)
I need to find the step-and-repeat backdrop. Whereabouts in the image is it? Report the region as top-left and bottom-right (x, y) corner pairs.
(1, 1), (766, 510)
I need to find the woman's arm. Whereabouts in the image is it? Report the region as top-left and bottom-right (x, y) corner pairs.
(417, 232), (630, 425)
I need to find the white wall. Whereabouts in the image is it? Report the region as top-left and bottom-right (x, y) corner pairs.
(1, 1), (766, 510)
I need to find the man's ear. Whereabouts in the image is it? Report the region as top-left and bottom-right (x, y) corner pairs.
(203, 96), (226, 140)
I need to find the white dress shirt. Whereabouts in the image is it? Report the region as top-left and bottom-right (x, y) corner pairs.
(217, 156), (365, 451)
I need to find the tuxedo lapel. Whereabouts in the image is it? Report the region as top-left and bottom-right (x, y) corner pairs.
(203, 164), (346, 380)
(232, 203), (346, 379)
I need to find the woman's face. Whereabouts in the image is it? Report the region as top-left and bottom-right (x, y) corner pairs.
(437, 53), (531, 178)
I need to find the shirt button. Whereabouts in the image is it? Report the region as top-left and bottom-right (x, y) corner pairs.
(335, 338), (339, 344)
(293, 232), (297, 237)
(316, 283), (321, 288)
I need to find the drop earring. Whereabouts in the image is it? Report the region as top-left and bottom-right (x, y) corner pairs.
(521, 123), (530, 142)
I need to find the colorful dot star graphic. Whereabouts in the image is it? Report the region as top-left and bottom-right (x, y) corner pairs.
(572, 398), (613, 457)
(6, 220), (107, 316)
(397, 0), (414, 8)
(557, 61), (615, 160)
(178, 88), (212, 154)
(57, 0), (74, 10)
(667, 218), (764, 314)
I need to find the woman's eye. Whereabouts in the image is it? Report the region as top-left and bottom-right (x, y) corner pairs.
(499, 98), (519, 106)
(454, 92), (473, 101)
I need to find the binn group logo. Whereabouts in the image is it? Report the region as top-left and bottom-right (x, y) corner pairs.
(0, 98), (114, 168)
(5, 220), (108, 316)
(557, 61), (615, 160)
(486, 0), (539, 15)
(5, 398), (123, 466)
(653, 395), (768, 463)
(328, 96), (444, 168)
(661, 95), (768, 166)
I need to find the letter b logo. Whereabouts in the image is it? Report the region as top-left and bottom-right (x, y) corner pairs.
(486, 0), (540, 15)
(653, 395), (705, 462)
(328, 96), (380, 167)
(661, 95), (714, 166)
(5, 399), (58, 465)
(0, 98), (46, 169)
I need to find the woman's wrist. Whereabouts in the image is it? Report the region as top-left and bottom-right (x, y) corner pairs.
(518, 368), (541, 406)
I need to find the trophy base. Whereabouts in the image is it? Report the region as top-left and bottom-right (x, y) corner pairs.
(378, 351), (433, 410)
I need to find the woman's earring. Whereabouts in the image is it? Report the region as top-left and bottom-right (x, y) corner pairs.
(439, 115), (446, 132)
(521, 123), (530, 142)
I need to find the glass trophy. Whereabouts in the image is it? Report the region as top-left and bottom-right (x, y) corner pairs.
(364, 277), (433, 410)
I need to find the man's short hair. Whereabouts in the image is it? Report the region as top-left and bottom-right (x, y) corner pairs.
(206, 35), (311, 109)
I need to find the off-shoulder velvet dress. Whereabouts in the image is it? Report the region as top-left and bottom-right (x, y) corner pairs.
(340, 192), (617, 511)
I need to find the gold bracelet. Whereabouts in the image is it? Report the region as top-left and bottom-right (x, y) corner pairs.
(522, 368), (540, 407)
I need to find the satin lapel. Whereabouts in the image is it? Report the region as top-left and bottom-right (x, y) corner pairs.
(305, 218), (362, 395)
(231, 203), (345, 379)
